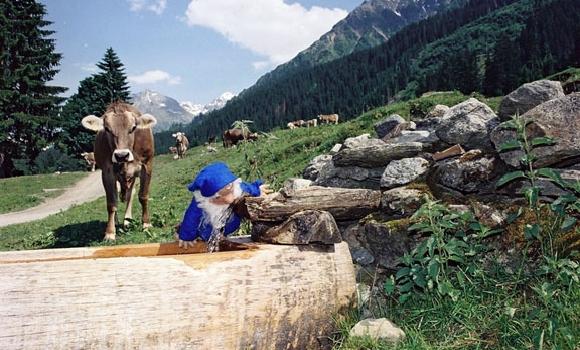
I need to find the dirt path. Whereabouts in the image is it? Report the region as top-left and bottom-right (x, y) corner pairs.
(0, 171), (105, 227)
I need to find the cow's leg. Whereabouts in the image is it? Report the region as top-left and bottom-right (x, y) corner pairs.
(139, 163), (153, 229)
(91, 163), (95, 172)
(102, 168), (118, 240)
(123, 180), (136, 228)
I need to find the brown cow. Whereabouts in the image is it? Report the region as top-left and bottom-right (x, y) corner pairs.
(172, 132), (189, 159)
(222, 129), (258, 148)
(80, 152), (96, 172)
(81, 102), (157, 240)
(318, 114), (339, 125)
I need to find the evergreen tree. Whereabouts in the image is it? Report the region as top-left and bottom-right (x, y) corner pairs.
(58, 48), (130, 156)
(0, 0), (67, 177)
(58, 76), (103, 154)
(94, 47), (130, 103)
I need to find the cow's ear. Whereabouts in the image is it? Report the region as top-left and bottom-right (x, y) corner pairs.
(138, 114), (157, 129)
(81, 115), (103, 132)
(171, 133), (177, 137)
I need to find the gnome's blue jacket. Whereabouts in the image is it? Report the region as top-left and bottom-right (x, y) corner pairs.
(178, 162), (262, 241)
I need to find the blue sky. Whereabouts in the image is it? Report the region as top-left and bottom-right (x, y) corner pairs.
(41, 0), (361, 104)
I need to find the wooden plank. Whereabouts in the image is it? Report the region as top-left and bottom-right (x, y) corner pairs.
(0, 241), (356, 349)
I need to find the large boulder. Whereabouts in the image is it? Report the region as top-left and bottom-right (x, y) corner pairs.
(428, 156), (504, 195)
(498, 80), (565, 121)
(342, 134), (385, 149)
(380, 157), (430, 190)
(491, 93), (580, 168)
(436, 98), (499, 152)
(333, 142), (423, 168)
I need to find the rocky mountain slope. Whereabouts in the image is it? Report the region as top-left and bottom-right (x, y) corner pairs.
(132, 90), (235, 131)
(256, 0), (460, 86)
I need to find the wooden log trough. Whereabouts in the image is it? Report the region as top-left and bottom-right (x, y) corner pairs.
(0, 239), (356, 349)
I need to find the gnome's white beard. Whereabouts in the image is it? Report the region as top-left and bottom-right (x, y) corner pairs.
(193, 179), (243, 230)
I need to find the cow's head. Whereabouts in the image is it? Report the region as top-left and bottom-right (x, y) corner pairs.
(82, 103), (156, 163)
(172, 132), (186, 145)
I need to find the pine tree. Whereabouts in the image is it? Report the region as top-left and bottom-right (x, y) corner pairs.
(0, 0), (67, 177)
(58, 48), (130, 156)
(94, 47), (130, 103)
(58, 76), (104, 154)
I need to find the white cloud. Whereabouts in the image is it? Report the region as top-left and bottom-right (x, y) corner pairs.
(184, 0), (347, 68)
(75, 63), (97, 73)
(127, 0), (167, 15)
(128, 70), (182, 85)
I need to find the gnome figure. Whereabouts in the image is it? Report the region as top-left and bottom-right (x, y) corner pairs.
(177, 162), (268, 249)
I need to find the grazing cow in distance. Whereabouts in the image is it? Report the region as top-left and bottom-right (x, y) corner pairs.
(172, 132), (189, 159)
(287, 120), (306, 129)
(168, 146), (178, 160)
(306, 119), (318, 128)
(208, 136), (216, 145)
(318, 114), (339, 125)
(81, 102), (157, 240)
(80, 152), (96, 172)
(222, 128), (259, 148)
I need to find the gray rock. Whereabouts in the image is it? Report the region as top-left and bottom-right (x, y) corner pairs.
(426, 104), (449, 119)
(374, 115), (405, 139)
(499, 80), (565, 121)
(252, 210), (341, 245)
(330, 143), (342, 154)
(491, 93), (580, 168)
(281, 178), (312, 196)
(343, 134), (385, 149)
(436, 98), (499, 152)
(381, 157), (430, 190)
(349, 318), (405, 343)
(384, 130), (442, 151)
(333, 142), (424, 168)
(381, 186), (429, 219)
(351, 247), (376, 265)
(317, 166), (384, 190)
(429, 156), (503, 194)
(342, 219), (418, 269)
(302, 154), (334, 181)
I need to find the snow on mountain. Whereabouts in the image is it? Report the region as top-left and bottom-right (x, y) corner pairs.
(180, 92), (236, 117)
(131, 90), (235, 131)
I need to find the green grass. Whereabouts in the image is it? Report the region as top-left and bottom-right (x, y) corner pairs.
(333, 264), (580, 350)
(0, 171), (87, 214)
(0, 91), (485, 251)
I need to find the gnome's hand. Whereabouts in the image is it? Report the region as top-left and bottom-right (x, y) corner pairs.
(179, 239), (196, 249)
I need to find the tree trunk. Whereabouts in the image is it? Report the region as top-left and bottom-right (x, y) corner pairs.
(0, 239), (356, 350)
(245, 186), (381, 222)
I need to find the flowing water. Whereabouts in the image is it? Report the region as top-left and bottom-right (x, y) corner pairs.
(206, 206), (233, 253)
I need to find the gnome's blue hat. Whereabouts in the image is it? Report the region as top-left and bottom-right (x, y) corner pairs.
(187, 162), (238, 197)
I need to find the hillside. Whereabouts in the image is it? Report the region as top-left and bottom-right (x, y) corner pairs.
(155, 0), (579, 150)
(255, 0), (461, 87)
(0, 91), (493, 251)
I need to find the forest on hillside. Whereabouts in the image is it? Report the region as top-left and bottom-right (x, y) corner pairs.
(154, 0), (579, 152)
